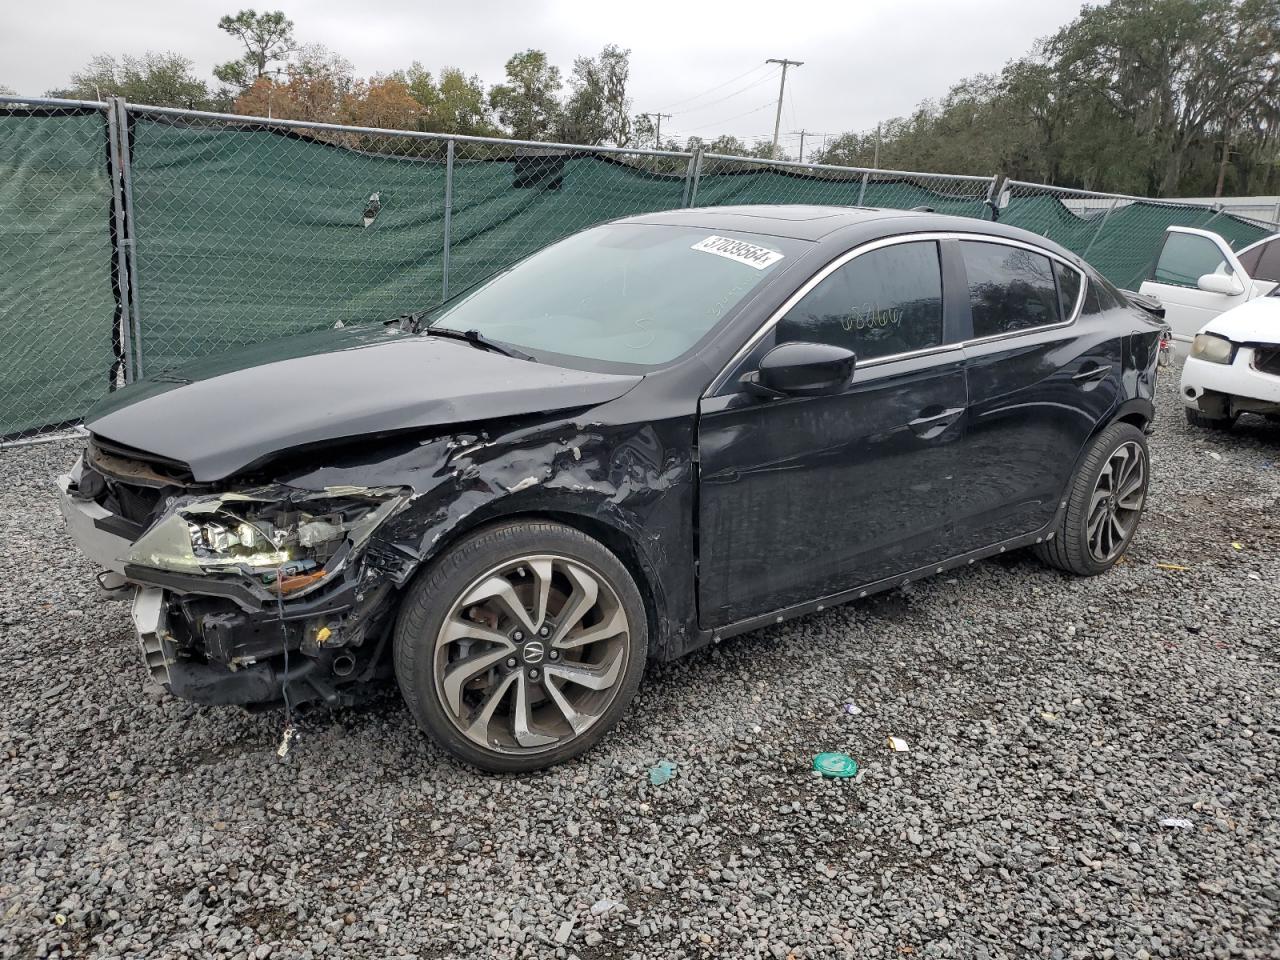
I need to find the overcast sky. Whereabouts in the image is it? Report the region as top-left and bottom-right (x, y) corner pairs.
(3, 0), (1083, 151)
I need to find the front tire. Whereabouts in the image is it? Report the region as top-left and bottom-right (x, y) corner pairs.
(394, 520), (647, 772)
(1185, 407), (1235, 431)
(1035, 422), (1149, 576)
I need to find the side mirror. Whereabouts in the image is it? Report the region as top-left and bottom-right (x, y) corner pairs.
(1197, 272), (1244, 296)
(742, 341), (856, 399)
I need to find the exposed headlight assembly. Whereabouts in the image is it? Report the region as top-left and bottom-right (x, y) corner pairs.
(1190, 333), (1234, 365)
(124, 485), (409, 597)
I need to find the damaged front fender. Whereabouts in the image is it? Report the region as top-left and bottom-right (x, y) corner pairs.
(276, 414), (699, 658)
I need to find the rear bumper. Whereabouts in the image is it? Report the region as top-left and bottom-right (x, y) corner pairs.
(1181, 349), (1280, 413)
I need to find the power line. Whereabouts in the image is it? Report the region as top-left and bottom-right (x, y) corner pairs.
(640, 111), (672, 144)
(669, 66), (781, 116)
(790, 129), (814, 162)
(661, 62), (775, 112)
(664, 100), (778, 138)
(765, 58), (803, 160)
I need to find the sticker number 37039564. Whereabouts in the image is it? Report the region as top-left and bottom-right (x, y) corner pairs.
(691, 235), (785, 270)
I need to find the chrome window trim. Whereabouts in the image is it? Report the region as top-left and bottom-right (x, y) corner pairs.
(706, 231), (1087, 396)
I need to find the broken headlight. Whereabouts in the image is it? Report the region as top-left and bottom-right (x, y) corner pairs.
(125, 486), (409, 596)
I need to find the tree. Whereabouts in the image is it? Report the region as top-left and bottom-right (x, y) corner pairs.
(342, 76), (422, 131)
(215, 9), (296, 91)
(231, 44), (352, 121)
(399, 63), (495, 135)
(813, 0), (1280, 197)
(55, 52), (211, 107)
(557, 45), (632, 146)
(489, 50), (562, 140)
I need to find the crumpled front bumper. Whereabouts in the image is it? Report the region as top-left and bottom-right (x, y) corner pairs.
(1181, 347), (1280, 413)
(56, 454), (397, 709)
(56, 457), (132, 575)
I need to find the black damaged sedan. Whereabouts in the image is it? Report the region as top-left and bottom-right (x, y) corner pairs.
(59, 206), (1164, 771)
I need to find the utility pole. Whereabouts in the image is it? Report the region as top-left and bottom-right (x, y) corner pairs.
(790, 129), (814, 163)
(872, 122), (882, 169)
(766, 58), (803, 160)
(642, 112), (672, 148)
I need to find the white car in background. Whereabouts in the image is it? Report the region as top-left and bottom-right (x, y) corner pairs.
(1140, 226), (1280, 349)
(1179, 286), (1280, 429)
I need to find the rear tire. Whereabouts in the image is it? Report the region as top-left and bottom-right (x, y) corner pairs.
(394, 520), (647, 772)
(1035, 422), (1149, 577)
(1185, 406), (1235, 431)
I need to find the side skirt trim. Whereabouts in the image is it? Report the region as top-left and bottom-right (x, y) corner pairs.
(693, 511), (1063, 649)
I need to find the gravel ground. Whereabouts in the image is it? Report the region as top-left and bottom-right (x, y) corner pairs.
(1, 360), (1278, 960)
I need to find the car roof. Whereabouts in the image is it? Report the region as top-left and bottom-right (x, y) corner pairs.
(624, 205), (906, 241)
(621, 204), (1084, 264)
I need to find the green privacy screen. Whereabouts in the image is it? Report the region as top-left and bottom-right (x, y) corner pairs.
(127, 115), (1272, 378)
(0, 109), (118, 437)
(2, 106), (1276, 437)
(999, 192), (1271, 290)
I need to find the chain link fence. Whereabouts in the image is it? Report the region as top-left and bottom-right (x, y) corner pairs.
(0, 98), (125, 442)
(3, 94), (1279, 443)
(999, 180), (1272, 290)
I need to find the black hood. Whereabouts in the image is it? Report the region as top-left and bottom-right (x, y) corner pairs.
(85, 326), (640, 482)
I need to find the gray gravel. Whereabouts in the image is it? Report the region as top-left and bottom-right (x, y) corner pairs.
(2, 359), (1278, 960)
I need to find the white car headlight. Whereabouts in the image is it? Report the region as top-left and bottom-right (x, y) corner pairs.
(124, 485), (409, 596)
(1190, 333), (1234, 364)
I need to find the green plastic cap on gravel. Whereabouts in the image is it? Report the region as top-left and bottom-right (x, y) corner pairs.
(812, 752), (859, 778)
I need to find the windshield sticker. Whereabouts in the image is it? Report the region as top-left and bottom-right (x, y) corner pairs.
(691, 235), (784, 270)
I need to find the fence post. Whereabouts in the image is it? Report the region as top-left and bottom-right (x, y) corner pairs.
(984, 174), (1007, 221)
(1081, 197), (1120, 260)
(104, 98), (134, 385)
(114, 98), (145, 379)
(685, 146), (705, 207)
(856, 171), (869, 207)
(442, 138), (454, 302)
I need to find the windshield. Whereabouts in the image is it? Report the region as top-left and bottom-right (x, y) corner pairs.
(423, 223), (803, 367)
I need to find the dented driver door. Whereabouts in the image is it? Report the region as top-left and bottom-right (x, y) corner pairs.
(695, 238), (969, 630)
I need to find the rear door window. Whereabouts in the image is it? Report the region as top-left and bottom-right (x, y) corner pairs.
(778, 241), (944, 361)
(1150, 232), (1231, 287)
(960, 241), (1061, 337)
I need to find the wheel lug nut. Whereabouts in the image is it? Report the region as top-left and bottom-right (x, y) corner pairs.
(539, 626), (550, 637)
(548, 650), (559, 661)
(506, 657), (517, 668)
(513, 630), (524, 642)
(528, 668), (540, 680)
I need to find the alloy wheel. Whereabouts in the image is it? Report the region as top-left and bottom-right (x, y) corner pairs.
(1086, 440), (1147, 564)
(432, 554), (632, 756)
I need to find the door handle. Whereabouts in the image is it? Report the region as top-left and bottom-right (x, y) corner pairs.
(908, 406), (964, 439)
(1072, 363), (1113, 383)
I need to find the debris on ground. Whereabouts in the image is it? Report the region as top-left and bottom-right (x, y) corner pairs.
(812, 752), (859, 778)
(1159, 817), (1194, 829)
(887, 736), (910, 752)
(276, 724), (297, 759)
(590, 899), (619, 915)
(1155, 562), (1190, 571)
(554, 918), (575, 944)
(647, 760), (677, 786)
(843, 701), (863, 715)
